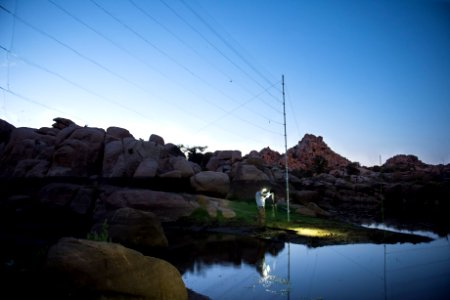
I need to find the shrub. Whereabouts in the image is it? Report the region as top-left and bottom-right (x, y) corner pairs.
(87, 219), (110, 242)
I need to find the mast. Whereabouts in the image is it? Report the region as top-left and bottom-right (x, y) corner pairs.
(282, 75), (290, 221)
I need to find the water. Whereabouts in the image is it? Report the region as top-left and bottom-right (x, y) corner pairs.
(169, 230), (450, 300)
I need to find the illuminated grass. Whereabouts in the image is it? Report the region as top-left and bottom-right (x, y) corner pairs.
(179, 200), (432, 245)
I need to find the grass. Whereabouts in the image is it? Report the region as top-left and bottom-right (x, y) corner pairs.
(178, 200), (433, 246)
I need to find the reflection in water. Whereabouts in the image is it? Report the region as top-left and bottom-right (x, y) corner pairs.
(257, 254), (290, 296)
(164, 229), (450, 300)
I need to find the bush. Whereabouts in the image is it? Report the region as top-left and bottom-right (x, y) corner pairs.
(346, 162), (361, 176)
(87, 219), (110, 242)
(311, 155), (329, 174)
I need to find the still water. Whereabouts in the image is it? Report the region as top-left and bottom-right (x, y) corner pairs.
(167, 229), (450, 300)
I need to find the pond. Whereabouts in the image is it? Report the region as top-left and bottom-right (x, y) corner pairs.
(164, 228), (450, 300)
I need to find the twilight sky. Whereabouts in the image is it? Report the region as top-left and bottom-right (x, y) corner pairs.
(1, 0), (449, 166)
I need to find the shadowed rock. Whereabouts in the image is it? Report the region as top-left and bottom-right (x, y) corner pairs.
(45, 237), (187, 300)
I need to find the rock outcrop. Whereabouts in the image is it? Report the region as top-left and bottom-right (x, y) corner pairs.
(284, 134), (350, 171)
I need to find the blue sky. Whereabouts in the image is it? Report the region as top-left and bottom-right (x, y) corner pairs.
(1, 0), (449, 166)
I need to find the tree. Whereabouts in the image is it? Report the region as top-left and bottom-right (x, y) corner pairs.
(346, 162), (361, 176)
(178, 145), (208, 165)
(311, 155), (329, 174)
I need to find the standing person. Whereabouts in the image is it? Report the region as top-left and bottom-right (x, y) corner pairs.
(255, 187), (274, 228)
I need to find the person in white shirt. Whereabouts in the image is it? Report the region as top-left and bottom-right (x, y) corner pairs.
(255, 187), (274, 228)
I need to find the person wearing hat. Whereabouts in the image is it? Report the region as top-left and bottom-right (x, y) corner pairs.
(255, 187), (274, 228)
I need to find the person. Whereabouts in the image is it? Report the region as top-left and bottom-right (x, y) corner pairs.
(255, 187), (274, 228)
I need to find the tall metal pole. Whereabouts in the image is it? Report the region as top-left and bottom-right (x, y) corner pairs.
(282, 75), (290, 221)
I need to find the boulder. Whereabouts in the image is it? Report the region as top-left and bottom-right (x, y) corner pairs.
(105, 126), (133, 144)
(45, 237), (187, 300)
(103, 189), (199, 222)
(49, 127), (105, 176)
(190, 171), (230, 197)
(133, 158), (159, 178)
(96, 207), (168, 250)
(149, 133), (164, 146)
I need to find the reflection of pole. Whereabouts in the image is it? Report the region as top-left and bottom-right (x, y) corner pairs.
(282, 75), (290, 222)
(384, 244), (387, 300)
(287, 242), (291, 300)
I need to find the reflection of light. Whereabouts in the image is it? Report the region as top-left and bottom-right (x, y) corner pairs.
(262, 262), (270, 278)
(258, 259), (290, 296)
(288, 227), (343, 237)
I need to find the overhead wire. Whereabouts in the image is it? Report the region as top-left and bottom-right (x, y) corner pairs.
(125, 0), (282, 124)
(159, 0), (283, 114)
(0, 44), (152, 121)
(188, 0), (281, 91)
(0, 85), (86, 124)
(194, 80), (283, 135)
(1, 1), (284, 147)
(285, 84), (301, 139)
(180, 0), (281, 100)
(89, 0), (283, 137)
(0, 3), (162, 104)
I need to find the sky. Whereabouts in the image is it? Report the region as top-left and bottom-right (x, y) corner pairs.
(0, 0), (449, 167)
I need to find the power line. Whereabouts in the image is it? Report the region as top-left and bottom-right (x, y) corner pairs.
(0, 44), (153, 121)
(0, 3), (161, 101)
(2, 2), (217, 127)
(159, 0), (282, 114)
(126, 0), (282, 120)
(285, 84), (301, 139)
(0, 85), (86, 124)
(90, 0), (283, 123)
(180, 0), (282, 106)
(127, 0), (233, 83)
(188, 0), (281, 90)
(180, 0), (277, 91)
(194, 81), (283, 135)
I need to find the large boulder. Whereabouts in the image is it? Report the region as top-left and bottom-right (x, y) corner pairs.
(0, 127), (55, 176)
(48, 126), (105, 176)
(44, 237), (187, 300)
(95, 207), (169, 250)
(227, 163), (272, 199)
(102, 189), (199, 222)
(102, 138), (161, 177)
(190, 171), (230, 197)
(38, 183), (95, 215)
(205, 150), (241, 172)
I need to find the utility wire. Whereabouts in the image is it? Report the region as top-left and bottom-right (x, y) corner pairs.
(188, 0), (281, 90)
(159, 0), (282, 114)
(90, 0), (282, 129)
(0, 3), (163, 103)
(195, 81), (283, 135)
(46, 0), (205, 122)
(180, 0), (280, 98)
(0, 85), (86, 124)
(90, 0), (242, 116)
(2, 2), (212, 126)
(127, 0), (233, 83)
(126, 0), (282, 122)
(285, 84), (301, 139)
(0, 45), (152, 121)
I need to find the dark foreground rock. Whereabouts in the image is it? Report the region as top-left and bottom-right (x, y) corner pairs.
(44, 237), (188, 300)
